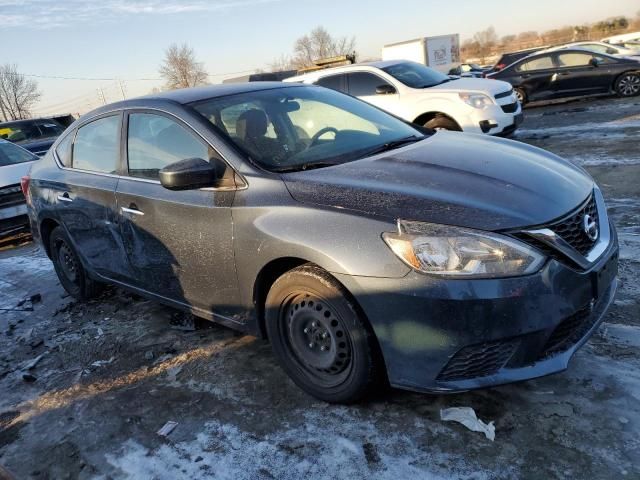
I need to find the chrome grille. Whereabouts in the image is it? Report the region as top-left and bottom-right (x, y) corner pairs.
(549, 194), (599, 255)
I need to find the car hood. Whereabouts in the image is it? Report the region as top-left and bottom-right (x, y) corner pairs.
(0, 161), (35, 187)
(428, 77), (511, 96)
(282, 132), (594, 231)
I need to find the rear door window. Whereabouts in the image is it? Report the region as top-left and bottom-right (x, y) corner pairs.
(127, 113), (211, 180)
(516, 55), (554, 72)
(556, 53), (594, 67)
(55, 132), (74, 167)
(72, 115), (120, 174)
(347, 72), (392, 96)
(316, 74), (347, 93)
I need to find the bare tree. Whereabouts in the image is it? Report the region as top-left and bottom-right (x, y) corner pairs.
(159, 43), (208, 90)
(0, 64), (41, 121)
(473, 27), (498, 63)
(291, 26), (356, 68)
(268, 54), (295, 73)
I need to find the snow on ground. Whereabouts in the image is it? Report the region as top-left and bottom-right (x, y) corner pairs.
(104, 408), (497, 480)
(514, 117), (640, 140)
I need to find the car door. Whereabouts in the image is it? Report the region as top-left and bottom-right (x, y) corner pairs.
(511, 54), (557, 101)
(553, 52), (615, 96)
(52, 113), (130, 280)
(115, 110), (242, 321)
(346, 72), (402, 116)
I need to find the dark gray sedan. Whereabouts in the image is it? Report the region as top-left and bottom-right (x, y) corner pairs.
(24, 83), (618, 403)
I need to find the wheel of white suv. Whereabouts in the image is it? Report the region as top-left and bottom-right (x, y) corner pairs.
(615, 73), (640, 97)
(265, 265), (382, 403)
(49, 226), (101, 300)
(424, 116), (461, 132)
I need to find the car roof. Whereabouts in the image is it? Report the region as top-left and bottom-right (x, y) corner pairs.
(140, 81), (297, 104)
(287, 60), (408, 81)
(0, 119), (36, 127)
(77, 82), (308, 121)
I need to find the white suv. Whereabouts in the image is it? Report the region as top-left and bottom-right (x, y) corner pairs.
(285, 60), (523, 135)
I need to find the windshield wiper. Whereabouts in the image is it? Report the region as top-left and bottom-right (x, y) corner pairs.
(359, 135), (424, 158)
(272, 161), (341, 173)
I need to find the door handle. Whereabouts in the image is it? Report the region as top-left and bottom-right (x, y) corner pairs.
(57, 192), (72, 203)
(121, 205), (144, 216)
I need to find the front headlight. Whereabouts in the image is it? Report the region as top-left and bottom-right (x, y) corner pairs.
(459, 92), (494, 109)
(382, 220), (545, 278)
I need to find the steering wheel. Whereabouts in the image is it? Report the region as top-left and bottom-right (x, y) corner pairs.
(309, 127), (339, 147)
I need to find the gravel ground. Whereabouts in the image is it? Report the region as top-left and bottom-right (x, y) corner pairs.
(1, 95), (639, 480)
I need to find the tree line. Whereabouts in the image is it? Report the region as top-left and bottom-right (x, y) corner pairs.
(464, 13), (640, 63)
(3, 11), (640, 120)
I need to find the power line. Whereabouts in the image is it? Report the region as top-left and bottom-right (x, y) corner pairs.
(8, 68), (258, 82)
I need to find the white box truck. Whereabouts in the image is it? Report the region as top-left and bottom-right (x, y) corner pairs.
(382, 34), (460, 73)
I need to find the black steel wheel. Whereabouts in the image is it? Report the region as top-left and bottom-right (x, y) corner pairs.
(49, 226), (101, 300)
(265, 265), (383, 403)
(615, 73), (640, 97)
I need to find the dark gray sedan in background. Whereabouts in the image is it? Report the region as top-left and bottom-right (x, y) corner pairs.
(23, 83), (618, 403)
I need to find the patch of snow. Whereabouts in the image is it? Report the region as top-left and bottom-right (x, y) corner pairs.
(106, 408), (500, 480)
(601, 323), (640, 349)
(515, 118), (640, 139)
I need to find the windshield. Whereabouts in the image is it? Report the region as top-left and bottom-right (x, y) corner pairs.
(191, 86), (425, 172)
(380, 61), (450, 88)
(0, 141), (37, 166)
(0, 122), (40, 144)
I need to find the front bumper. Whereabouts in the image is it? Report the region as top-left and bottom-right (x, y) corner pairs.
(333, 230), (618, 393)
(0, 202), (27, 221)
(459, 100), (522, 136)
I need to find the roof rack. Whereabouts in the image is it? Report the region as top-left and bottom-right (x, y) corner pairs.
(297, 54), (356, 74)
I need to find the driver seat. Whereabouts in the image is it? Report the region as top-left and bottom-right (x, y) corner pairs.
(236, 109), (284, 163)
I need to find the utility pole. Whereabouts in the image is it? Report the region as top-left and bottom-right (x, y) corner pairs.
(97, 87), (106, 105)
(118, 80), (127, 100)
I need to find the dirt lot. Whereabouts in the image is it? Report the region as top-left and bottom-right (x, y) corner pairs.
(1, 96), (639, 480)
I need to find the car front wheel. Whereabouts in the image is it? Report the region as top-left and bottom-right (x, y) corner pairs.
(514, 87), (527, 105)
(265, 265), (382, 403)
(615, 73), (640, 97)
(424, 116), (461, 132)
(50, 226), (101, 300)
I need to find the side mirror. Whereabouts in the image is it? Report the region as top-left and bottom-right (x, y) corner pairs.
(589, 57), (600, 67)
(159, 157), (222, 191)
(375, 84), (397, 95)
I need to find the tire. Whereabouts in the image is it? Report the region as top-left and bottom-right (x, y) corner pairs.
(265, 264), (382, 403)
(424, 116), (461, 132)
(49, 226), (101, 300)
(514, 87), (527, 105)
(615, 72), (640, 97)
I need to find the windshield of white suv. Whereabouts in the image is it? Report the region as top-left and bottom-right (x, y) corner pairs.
(381, 62), (451, 88)
(191, 86), (426, 172)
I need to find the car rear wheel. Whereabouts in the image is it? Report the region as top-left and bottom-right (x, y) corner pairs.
(514, 87), (527, 105)
(265, 264), (382, 403)
(615, 73), (640, 97)
(50, 226), (101, 300)
(424, 116), (462, 132)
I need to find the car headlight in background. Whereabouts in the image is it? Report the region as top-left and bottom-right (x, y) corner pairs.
(458, 92), (494, 109)
(383, 220), (545, 278)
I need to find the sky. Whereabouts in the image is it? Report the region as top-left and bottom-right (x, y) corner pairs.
(0, 0), (638, 117)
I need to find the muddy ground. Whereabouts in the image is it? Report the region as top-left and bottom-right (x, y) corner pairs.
(1, 95), (639, 479)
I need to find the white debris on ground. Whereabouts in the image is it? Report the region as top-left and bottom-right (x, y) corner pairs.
(440, 407), (495, 441)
